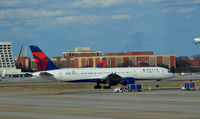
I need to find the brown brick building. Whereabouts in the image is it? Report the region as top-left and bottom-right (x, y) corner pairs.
(68, 52), (176, 69)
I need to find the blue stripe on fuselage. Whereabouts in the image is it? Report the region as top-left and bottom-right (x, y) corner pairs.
(66, 79), (100, 83)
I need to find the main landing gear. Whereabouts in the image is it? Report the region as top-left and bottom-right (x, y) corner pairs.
(94, 79), (111, 89)
(94, 85), (102, 89)
(94, 85), (111, 89)
(103, 83), (111, 89)
(94, 82), (111, 89)
(94, 81), (101, 89)
(103, 79), (111, 89)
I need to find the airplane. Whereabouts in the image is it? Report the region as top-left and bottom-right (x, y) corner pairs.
(30, 45), (174, 89)
(194, 38), (200, 44)
(96, 57), (105, 68)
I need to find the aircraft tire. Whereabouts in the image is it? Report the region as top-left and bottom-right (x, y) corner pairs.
(94, 86), (101, 89)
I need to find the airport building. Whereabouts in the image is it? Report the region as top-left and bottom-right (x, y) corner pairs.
(0, 42), (25, 78)
(67, 52), (176, 69)
(62, 47), (103, 58)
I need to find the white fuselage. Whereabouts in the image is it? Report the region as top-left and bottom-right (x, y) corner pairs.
(32, 67), (174, 81)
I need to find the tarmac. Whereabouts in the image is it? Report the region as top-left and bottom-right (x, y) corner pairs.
(0, 88), (200, 119)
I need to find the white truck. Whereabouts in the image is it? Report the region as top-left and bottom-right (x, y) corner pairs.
(113, 87), (126, 93)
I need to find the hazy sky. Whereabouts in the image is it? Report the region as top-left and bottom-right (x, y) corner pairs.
(0, 0), (200, 57)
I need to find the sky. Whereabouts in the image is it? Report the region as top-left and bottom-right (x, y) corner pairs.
(0, 0), (200, 58)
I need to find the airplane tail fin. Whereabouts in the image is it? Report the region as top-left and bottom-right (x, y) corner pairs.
(96, 57), (105, 68)
(30, 45), (59, 71)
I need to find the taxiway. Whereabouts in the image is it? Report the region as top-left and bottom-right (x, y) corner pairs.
(0, 88), (199, 119)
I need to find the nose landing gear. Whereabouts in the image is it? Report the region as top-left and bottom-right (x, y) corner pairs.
(156, 80), (160, 88)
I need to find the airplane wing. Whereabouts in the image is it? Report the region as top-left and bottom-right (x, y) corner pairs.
(36, 72), (56, 80)
(100, 73), (122, 86)
(39, 72), (54, 77)
(98, 73), (135, 87)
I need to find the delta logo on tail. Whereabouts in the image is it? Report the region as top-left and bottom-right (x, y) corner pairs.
(96, 57), (105, 68)
(30, 45), (59, 71)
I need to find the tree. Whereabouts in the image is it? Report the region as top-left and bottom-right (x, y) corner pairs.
(176, 59), (191, 68)
(191, 54), (200, 59)
(175, 57), (191, 73)
(139, 62), (149, 67)
(157, 64), (169, 69)
(170, 66), (175, 73)
(176, 56), (188, 59)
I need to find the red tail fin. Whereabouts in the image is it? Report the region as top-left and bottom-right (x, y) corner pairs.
(30, 45), (59, 71)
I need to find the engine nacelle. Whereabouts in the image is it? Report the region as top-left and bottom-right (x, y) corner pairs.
(120, 77), (135, 85)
